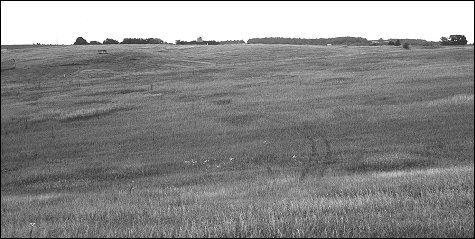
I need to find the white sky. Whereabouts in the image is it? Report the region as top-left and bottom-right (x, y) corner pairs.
(1, 1), (474, 45)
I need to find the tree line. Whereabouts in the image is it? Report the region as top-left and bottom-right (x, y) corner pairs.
(246, 37), (371, 46)
(74, 37), (246, 46)
(175, 40), (219, 45)
(219, 40), (245, 44)
(74, 37), (165, 45)
(174, 40), (246, 45)
(73, 35), (469, 46)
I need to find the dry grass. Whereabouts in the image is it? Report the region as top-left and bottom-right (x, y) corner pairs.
(1, 44), (473, 237)
(58, 103), (135, 122)
(1, 165), (473, 237)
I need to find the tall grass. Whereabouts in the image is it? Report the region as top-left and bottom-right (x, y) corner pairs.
(1, 165), (473, 237)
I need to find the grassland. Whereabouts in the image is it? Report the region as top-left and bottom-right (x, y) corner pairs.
(1, 44), (474, 237)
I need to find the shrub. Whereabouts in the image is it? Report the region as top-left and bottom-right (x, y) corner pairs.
(89, 41), (102, 45)
(394, 40), (401, 46)
(403, 42), (410, 50)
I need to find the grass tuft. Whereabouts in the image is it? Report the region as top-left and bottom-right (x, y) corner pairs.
(58, 104), (134, 122)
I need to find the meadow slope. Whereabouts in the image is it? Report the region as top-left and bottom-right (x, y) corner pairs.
(1, 44), (474, 237)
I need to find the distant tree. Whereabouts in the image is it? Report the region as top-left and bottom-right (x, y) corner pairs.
(403, 42), (410, 49)
(448, 35), (468, 45)
(74, 37), (88, 45)
(441, 35), (468, 46)
(394, 39), (401, 46)
(103, 38), (119, 44)
(89, 41), (102, 45)
(388, 41), (395, 45)
(440, 36), (449, 45)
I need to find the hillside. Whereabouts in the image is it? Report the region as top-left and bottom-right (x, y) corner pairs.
(1, 44), (474, 237)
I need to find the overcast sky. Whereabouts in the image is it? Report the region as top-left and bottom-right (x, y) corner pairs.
(1, 1), (474, 45)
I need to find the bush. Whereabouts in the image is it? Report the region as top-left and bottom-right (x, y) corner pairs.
(89, 41), (102, 45)
(394, 40), (401, 46)
(403, 43), (410, 50)
(74, 37), (88, 45)
(103, 38), (119, 44)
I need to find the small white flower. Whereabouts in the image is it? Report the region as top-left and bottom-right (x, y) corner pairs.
(29, 223), (36, 227)
(229, 158), (234, 161)
(292, 155), (297, 159)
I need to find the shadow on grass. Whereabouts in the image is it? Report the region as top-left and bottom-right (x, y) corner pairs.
(1, 162), (184, 194)
(344, 152), (436, 173)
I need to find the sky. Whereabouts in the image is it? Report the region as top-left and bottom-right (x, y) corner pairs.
(1, 1), (474, 45)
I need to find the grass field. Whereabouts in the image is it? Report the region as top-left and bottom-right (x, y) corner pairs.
(1, 44), (474, 237)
